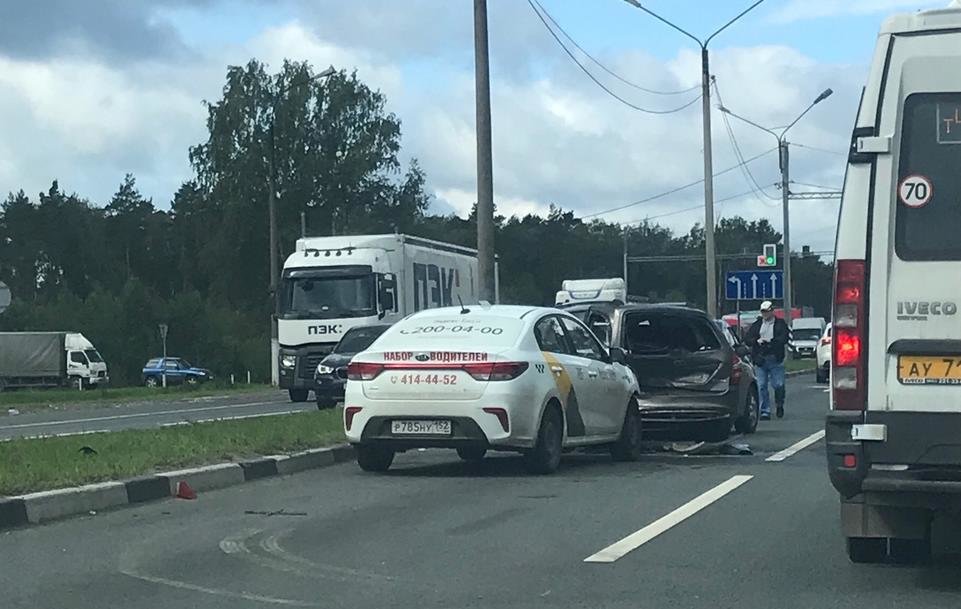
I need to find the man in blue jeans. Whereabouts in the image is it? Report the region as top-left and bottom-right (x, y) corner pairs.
(744, 301), (790, 420)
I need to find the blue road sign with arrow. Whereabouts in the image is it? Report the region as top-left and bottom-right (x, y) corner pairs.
(725, 270), (783, 300)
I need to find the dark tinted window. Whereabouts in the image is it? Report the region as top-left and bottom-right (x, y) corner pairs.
(624, 313), (699, 353)
(146, 358), (161, 368)
(559, 316), (607, 361)
(534, 316), (568, 353)
(70, 352), (86, 364)
(336, 326), (388, 354)
(691, 320), (721, 351)
(165, 360), (180, 370)
(896, 93), (961, 260)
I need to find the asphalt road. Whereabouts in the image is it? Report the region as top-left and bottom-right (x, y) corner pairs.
(0, 389), (303, 441)
(5, 376), (961, 609)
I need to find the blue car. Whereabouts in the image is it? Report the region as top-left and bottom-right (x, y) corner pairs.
(142, 357), (212, 387)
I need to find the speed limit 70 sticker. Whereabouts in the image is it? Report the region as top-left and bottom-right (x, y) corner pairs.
(898, 174), (933, 208)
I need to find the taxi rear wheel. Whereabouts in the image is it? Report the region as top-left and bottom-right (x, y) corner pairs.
(610, 398), (642, 461)
(356, 445), (394, 472)
(524, 405), (563, 475)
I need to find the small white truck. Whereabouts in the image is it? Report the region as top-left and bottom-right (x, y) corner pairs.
(0, 332), (109, 390)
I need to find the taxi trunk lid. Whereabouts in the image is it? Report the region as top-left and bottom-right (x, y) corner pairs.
(352, 350), (518, 401)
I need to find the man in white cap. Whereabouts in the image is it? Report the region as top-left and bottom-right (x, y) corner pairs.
(744, 300), (790, 419)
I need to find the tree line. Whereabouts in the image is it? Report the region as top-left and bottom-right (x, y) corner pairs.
(0, 59), (833, 385)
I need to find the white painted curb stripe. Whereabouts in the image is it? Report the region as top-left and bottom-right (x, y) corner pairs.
(584, 474), (753, 563)
(766, 429), (825, 462)
(0, 399), (288, 430)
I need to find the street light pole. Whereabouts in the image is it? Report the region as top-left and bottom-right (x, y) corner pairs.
(718, 87), (833, 320)
(268, 65), (336, 386)
(474, 0), (496, 302)
(621, 0), (766, 317)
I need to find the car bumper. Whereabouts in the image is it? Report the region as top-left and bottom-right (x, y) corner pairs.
(827, 410), (961, 509)
(637, 392), (736, 429)
(89, 375), (109, 386)
(314, 376), (347, 399)
(343, 390), (538, 449)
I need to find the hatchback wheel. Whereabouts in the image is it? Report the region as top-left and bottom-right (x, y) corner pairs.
(524, 406), (563, 474)
(145, 376), (160, 388)
(734, 390), (759, 435)
(610, 398), (643, 461)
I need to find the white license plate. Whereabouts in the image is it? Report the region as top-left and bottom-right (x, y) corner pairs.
(390, 420), (451, 435)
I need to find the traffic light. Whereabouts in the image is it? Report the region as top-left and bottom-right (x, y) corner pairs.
(757, 244), (777, 267)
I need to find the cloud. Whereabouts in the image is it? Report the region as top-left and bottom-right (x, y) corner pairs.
(0, 0), (201, 61)
(767, 0), (941, 24)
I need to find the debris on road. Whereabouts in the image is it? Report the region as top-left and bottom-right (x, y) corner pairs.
(78, 445), (98, 456)
(7, 408), (18, 416)
(649, 440), (753, 456)
(175, 480), (197, 500)
(243, 508), (307, 517)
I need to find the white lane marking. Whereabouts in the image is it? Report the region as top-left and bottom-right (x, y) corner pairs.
(0, 399), (288, 430)
(160, 410), (301, 427)
(0, 429), (109, 442)
(120, 569), (317, 607)
(766, 429), (826, 462)
(583, 475), (753, 563)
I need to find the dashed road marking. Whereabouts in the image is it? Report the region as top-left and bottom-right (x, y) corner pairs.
(766, 430), (825, 462)
(584, 475), (754, 563)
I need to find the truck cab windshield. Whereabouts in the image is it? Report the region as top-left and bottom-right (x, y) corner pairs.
(282, 274), (376, 319)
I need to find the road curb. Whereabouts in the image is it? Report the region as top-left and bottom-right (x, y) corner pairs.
(0, 443), (356, 530)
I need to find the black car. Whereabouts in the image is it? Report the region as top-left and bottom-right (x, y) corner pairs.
(571, 304), (758, 441)
(313, 324), (392, 409)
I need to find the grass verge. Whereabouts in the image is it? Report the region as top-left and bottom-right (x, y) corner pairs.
(784, 358), (816, 373)
(0, 410), (344, 496)
(0, 383), (272, 410)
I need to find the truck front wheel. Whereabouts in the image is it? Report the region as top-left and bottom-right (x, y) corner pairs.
(288, 389), (309, 402)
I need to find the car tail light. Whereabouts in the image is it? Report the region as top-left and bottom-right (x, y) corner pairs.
(463, 361), (529, 381)
(347, 362), (384, 381)
(344, 406), (362, 431)
(730, 353), (742, 385)
(842, 454), (857, 468)
(483, 407), (510, 432)
(832, 259), (866, 410)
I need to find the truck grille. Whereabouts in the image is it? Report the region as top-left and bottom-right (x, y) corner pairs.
(299, 353), (327, 379)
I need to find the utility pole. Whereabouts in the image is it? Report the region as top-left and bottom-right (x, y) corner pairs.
(779, 141), (791, 318)
(474, 0), (496, 302)
(718, 87), (833, 323)
(621, 0), (767, 318)
(700, 52), (717, 317)
(622, 229), (629, 295)
(300, 210), (307, 238)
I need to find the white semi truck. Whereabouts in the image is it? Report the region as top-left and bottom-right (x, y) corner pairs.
(277, 234), (483, 402)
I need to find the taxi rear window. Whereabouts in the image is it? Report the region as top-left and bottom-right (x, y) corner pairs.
(895, 93), (961, 260)
(375, 314), (523, 349)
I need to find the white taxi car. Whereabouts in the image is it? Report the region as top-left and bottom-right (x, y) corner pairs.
(344, 305), (642, 474)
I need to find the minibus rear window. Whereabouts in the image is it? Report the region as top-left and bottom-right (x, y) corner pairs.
(895, 93), (961, 260)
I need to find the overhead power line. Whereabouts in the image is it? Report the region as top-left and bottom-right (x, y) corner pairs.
(791, 142), (846, 157)
(622, 185), (770, 225)
(528, 0), (701, 115)
(791, 180), (841, 190)
(532, 0), (699, 96)
(712, 79), (780, 205)
(581, 146), (777, 219)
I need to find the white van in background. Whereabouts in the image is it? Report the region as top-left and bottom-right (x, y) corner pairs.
(826, 2), (961, 564)
(789, 317), (826, 359)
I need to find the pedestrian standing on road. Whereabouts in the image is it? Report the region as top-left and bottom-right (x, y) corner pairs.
(744, 300), (789, 420)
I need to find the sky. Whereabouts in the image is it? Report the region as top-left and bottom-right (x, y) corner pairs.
(0, 0), (948, 255)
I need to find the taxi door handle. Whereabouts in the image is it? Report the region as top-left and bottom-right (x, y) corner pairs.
(587, 370), (599, 378)
(550, 365), (564, 374)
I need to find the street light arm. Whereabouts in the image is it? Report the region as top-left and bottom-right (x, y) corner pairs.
(780, 88), (833, 139)
(620, 0), (703, 46)
(705, 0), (768, 46)
(278, 66), (337, 96)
